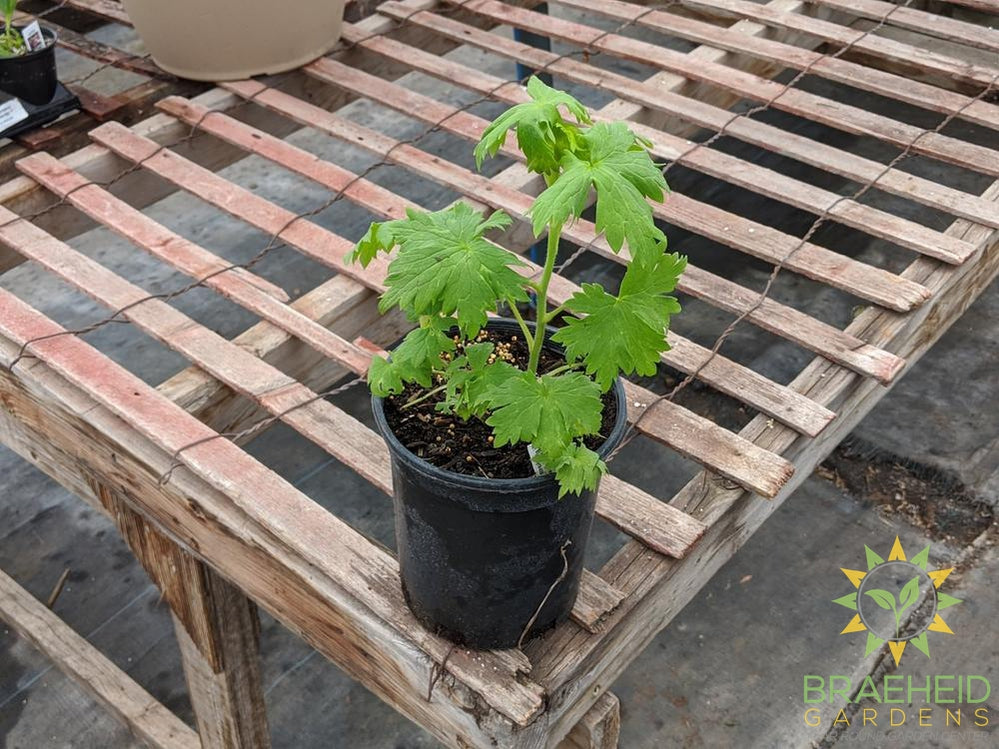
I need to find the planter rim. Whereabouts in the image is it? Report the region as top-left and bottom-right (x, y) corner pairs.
(371, 318), (628, 497)
(0, 24), (56, 59)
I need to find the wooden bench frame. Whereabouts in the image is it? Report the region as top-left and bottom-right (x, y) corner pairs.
(0, 0), (997, 747)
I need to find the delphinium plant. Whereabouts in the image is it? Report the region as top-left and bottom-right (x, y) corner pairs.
(0, 1), (25, 58)
(349, 77), (686, 496)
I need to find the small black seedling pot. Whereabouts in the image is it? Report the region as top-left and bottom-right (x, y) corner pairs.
(372, 318), (628, 649)
(0, 25), (58, 106)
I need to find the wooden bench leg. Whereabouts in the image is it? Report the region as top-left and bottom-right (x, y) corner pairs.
(93, 480), (271, 748)
(558, 692), (621, 749)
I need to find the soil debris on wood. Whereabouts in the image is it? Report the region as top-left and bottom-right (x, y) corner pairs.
(383, 328), (617, 480)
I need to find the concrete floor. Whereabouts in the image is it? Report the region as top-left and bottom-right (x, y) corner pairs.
(2, 8), (998, 749)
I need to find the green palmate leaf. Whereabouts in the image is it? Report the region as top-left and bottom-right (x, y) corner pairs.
(367, 355), (406, 397)
(474, 76), (590, 176)
(440, 342), (519, 420)
(548, 442), (607, 498)
(366, 323), (455, 397)
(529, 122), (669, 265)
(375, 203), (527, 336)
(485, 370), (602, 456)
(348, 219), (400, 268)
(553, 252), (686, 390)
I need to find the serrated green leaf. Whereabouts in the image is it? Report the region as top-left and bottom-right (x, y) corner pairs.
(367, 324), (455, 396)
(478, 209), (513, 234)
(348, 219), (400, 267)
(485, 371), (602, 455)
(553, 252), (685, 390)
(367, 355), (405, 397)
(527, 154), (593, 235)
(526, 76), (590, 123)
(439, 343), (518, 419)
(548, 442), (606, 498)
(528, 122), (669, 265)
(378, 203), (528, 336)
(474, 75), (589, 175)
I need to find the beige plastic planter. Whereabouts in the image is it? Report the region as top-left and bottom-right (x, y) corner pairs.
(122, 0), (345, 81)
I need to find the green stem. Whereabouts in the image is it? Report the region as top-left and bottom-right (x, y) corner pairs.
(506, 300), (534, 351)
(527, 227), (560, 376)
(544, 302), (567, 325)
(401, 382), (446, 410)
(544, 362), (580, 377)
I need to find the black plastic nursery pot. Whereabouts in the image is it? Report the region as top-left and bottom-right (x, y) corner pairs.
(0, 25), (58, 106)
(372, 319), (628, 650)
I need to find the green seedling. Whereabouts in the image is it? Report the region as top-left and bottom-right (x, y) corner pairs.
(0, 0), (25, 58)
(350, 77), (686, 496)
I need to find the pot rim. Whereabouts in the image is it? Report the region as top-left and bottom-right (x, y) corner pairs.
(0, 24), (56, 59)
(371, 318), (629, 494)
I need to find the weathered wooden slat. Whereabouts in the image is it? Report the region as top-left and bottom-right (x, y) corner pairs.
(342, 22), (981, 263)
(225, 79), (905, 385)
(551, 0), (999, 131)
(87, 117), (792, 502)
(680, 0), (999, 87)
(436, 0), (999, 179)
(306, 60), (939, 306)
(0, 285), (548, 729)
(572, 572), (626, 634)
(16, 154), (379, 376)
(161, 92), (835, 438)
(808, 0), (999, 53)
(16, 155), (287, 303)
(0, 0), (462, 272)
(0, 568), (201, 749)
(0, 195), (708, 560)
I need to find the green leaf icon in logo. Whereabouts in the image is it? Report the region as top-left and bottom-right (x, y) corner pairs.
(865, 588), (901, 640)
(864, 588), (896, 611)
(865, 577), (920, 641)
(898, 575), (920, 613)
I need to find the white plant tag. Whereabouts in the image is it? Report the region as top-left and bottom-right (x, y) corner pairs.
(21, 21), (44, 52)
(0, 98), (29, 133)
(526, 444), (550, 476)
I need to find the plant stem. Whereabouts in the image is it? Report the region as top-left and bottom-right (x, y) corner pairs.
(544, 302), (567, 325)
(507, 301), (534, 350)
(401, 382), (446, 410)
(527, 227), (560, 375)
(544, 362), (580, 377)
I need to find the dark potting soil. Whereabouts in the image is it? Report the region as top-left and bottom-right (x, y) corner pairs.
(383, 328), (617, 480)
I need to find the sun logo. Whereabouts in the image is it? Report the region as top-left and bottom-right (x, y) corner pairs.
(834, 536), (961, 666)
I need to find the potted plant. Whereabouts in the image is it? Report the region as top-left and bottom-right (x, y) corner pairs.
(0, 1), (58, 106)
(350, 78), (686, 649)
(121, 0), (346, 81)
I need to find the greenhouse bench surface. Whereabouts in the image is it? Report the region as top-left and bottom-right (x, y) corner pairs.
(0, 0), (998, 747)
